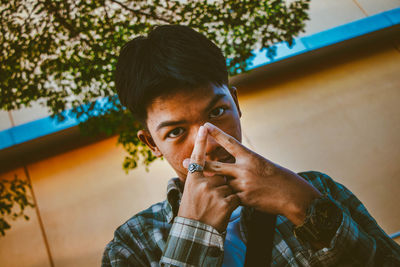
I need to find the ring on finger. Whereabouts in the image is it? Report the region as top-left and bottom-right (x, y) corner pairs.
(188, 163), (204, 173)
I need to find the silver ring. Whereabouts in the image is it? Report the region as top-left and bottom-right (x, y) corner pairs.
(188, 163), (204, 173)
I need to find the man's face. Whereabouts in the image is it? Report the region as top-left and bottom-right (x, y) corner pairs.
(139, 84), (242, 181)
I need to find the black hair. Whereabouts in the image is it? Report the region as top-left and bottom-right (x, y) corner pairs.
(115, 24), (228, 126)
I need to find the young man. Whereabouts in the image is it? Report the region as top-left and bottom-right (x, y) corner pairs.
(102, 25), (400, 266)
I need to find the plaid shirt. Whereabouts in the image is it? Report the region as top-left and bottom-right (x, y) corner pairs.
(102, 171), (400, 266)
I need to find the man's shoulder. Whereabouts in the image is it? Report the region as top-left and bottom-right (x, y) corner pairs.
(102, 200), (170, 266)
(114, 199), (170, 239)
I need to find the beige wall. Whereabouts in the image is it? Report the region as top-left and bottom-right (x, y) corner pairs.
(0, 168), (51, 267)
(1, 36), (399, 266)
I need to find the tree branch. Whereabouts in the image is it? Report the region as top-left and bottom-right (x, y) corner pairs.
(43, 0), (80, 38)
(109, 0), (172, 23)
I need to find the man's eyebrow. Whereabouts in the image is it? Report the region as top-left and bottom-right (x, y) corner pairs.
(156, 93), (227, 132)
(156, 119), (188, 132)
(204, 93), (227, 113)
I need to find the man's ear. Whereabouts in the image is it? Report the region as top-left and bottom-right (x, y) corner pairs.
(137, 130), (163, 157)
(229, 86), (242, 118)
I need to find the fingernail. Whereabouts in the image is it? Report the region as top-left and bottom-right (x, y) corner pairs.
(183, 158), (190, 168)
(204, 122), (214, 130)
(198, 126), (205, 137)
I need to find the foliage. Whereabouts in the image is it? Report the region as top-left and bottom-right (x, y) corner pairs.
(0, 175), (35, 236)
(1, 0), (310, 172)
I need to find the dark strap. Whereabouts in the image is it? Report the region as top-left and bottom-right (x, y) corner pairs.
(244, 210), (276, 267)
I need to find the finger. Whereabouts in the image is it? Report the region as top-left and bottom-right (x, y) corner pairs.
(207, 175), (227, 187)
(184, 158), (221, 177)
(226, 178), (243, 193)
(183, 158), (190, 169)
(204, 122), (247, 156)
(189, 126), (208, 171)
(224, 194), (241, 212)
(215, 185), (233, 197)
(204, 160), (238, 177)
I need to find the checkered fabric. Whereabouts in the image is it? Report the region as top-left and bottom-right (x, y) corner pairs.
(102, 171), (400, 266)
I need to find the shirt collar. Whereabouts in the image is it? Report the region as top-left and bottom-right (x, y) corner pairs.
(164, 177), (184, 223)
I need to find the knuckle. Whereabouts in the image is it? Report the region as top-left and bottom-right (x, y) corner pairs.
(204, 181), (213, 190)
(210, 127), (219, 136)
(191, 154), (202, 163)
(212, 162), (222, 170)
(255, 157), (275, 176)
(239, 168), (249, 178)
(213, 189), (221, 198)
(221, 198), (230, 208)
(198, 181), (208, 192)
(240, 179), (250, 190)
(227, 136), (237, 145)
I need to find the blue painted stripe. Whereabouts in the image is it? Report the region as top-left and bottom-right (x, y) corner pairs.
(301, 12), (392, 50)
(0, 113), (79, 150)
(1, 7), (399, 150)
(247, 38), (307, 69)
(0, 130), (15, 150)
(249, 7), (399, 68)
(390, 231), (400, 239)
(384, 7), (400, 25)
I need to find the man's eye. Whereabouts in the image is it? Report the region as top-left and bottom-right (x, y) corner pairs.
(209, 107), (226, 118)
(167, 127), (184, 138)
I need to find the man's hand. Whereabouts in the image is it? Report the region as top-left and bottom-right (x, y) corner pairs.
(198, 122), (322, 226)
(177, 126), (240, 233)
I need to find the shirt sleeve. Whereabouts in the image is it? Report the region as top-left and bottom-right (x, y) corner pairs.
(102, 240), (145, 267)
(160, 216), (225, 267)
(101, 220), (157, 267)
(301, 172), (400, 266)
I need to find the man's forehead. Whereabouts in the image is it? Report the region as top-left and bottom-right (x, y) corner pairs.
(158, 84), (228, 101)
